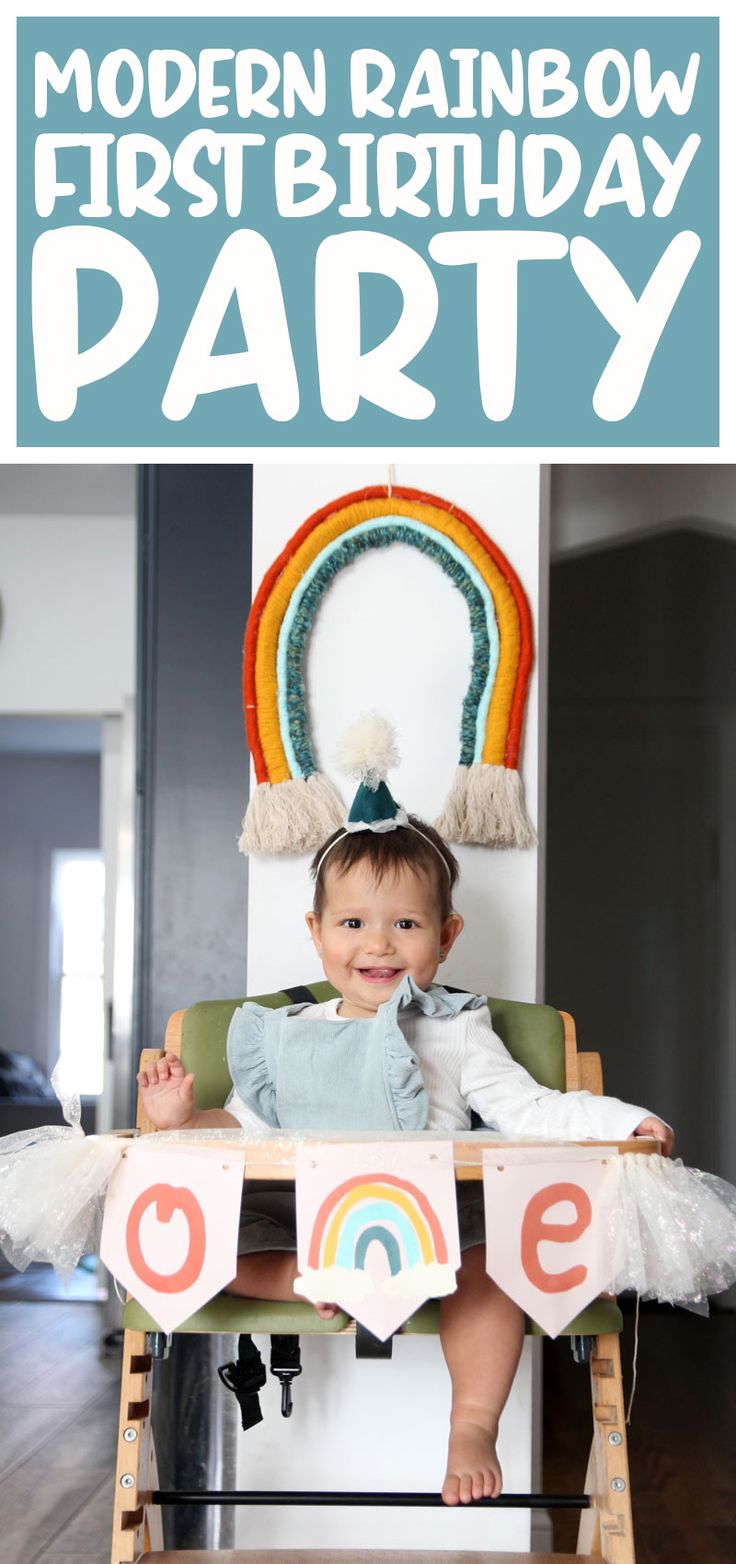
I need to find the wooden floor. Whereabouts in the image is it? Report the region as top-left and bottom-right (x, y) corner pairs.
(544, 1303), (736, 1564)
(0, 1296), (120, 1563)
(0, 1287), (733, 1563)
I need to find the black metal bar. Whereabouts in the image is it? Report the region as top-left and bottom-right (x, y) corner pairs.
(153, 1489), (590, 1509)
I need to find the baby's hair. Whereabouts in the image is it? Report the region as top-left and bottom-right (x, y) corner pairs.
(310, 817), (459, 923)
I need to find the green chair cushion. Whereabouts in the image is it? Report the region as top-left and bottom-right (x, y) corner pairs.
(124, 1295), (352, 1334)
(123, 1293), (622, 1338)
(400, 1296), (622, 1337)
(180, 987), (566, 1112)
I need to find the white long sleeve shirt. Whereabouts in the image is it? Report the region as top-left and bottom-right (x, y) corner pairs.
(225, 997), (651, 1141)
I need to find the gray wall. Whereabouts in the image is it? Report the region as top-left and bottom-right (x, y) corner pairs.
(0, 752), (100, 1071)
(546, 530), (736, 1173)
(134, 464), (252, 1551)
(135, 465), (253, 1079)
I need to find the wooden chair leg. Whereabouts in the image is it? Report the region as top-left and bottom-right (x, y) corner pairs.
(577, 1436), (602, 1557)
(143, 1434), (164, 1553)
(577, 1331), (635, 1564)
(110, 1328), (159, 1564)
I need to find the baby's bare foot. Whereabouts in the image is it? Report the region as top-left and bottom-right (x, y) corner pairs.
(442, 1416), (502, 1505)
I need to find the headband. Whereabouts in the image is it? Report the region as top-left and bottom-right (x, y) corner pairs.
(314, 817), (454, 883)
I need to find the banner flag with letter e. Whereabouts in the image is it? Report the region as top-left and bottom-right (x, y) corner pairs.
(482, 1145), (618, 1337)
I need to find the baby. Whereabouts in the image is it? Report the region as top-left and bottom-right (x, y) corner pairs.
(139, 816), (673, 1507)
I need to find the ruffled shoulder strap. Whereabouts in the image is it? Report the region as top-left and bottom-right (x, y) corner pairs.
(226, 1002), (284, 1127)
(392, 975), (487, 1019)
(376, 976), (485, 1131)
(379, 1004), (429, 1131)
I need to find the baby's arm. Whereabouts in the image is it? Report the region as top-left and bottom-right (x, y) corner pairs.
(629, 1114), (674, 1153)
(461, 1011), (675, 1152)
(137, 1052), (240, 1131)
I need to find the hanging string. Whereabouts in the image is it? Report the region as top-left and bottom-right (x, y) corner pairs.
(626, 1292), (640, 1424)
(386, 464), (395, 496)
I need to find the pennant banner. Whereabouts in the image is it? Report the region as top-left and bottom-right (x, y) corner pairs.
(482, 1146), (619, 1337)
(293, 1141), (460, 1341)
(100, 1143), (246, 1333)
(98, 1139), (626, 1339)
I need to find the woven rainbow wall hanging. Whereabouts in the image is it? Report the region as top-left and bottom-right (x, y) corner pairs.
(239, 486), (536, 854)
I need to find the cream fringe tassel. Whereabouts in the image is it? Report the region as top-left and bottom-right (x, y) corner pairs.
(239, 772), (345, 855)
(435, 763), (537, 848)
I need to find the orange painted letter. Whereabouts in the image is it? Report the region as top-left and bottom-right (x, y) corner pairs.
(520, 1181), (591, 1294)
(126, 1182), (206, 1294)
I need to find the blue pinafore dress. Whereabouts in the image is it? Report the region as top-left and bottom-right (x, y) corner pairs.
(225, 975), (487, 1253)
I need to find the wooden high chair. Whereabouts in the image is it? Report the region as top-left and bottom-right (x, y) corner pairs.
(111, 986), (638, 1564)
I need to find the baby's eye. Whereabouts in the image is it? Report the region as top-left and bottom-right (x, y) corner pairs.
(395, 919), (417, 930)
(342, 918), (363, 929)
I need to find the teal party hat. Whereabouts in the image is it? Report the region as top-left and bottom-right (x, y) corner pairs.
(337, 715), (408, 832)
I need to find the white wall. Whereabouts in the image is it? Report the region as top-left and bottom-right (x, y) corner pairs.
(241, 462), (546, 1552)
(0, 466), (136, 715)
(248, 463), (545, 1004)
(551, 464), (736, 557)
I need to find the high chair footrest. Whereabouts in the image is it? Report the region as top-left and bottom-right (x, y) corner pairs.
(122, 1293), (622, 1337)
(152, 1487), (590, 1509)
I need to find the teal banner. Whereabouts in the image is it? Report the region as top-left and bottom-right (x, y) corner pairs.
(17, 16), (718, 446)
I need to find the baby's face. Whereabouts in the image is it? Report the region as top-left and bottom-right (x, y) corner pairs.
(306, 858), (462, 1019)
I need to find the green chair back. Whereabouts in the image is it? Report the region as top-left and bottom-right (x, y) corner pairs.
(180, 986), (566, 1113)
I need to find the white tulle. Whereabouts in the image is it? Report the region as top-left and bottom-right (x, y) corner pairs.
(2, 1086), (736, 1307)
(0, 1053), (131, 1279)
(0, 1124), (126, 1279)
(603, 1154), (736, 1309)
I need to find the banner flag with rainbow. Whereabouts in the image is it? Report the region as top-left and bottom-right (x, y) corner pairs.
(293, 1141), (460, 1341)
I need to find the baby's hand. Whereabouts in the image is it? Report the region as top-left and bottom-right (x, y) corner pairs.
(629, 1116), (674, 1156)
(137, 1052), (196, 1130)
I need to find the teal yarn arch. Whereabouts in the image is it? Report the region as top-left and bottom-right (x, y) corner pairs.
(276, 518), (500, 780)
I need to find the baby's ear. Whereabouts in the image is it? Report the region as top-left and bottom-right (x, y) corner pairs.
(441, 911), (464, 955)
(305, 911), (323, 959)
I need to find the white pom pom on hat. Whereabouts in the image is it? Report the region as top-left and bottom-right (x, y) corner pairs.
(335, 713), (401, 791)
(334, 713), (407, 830)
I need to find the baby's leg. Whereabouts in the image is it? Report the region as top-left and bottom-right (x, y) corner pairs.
(439, 1244), (524, 1505)
(231, 1184), (337, 1320)
(226, 1252), (338, 1320)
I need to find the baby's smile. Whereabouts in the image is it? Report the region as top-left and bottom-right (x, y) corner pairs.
(355, 965), (405, 984)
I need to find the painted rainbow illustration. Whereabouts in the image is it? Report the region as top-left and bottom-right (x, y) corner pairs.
(307, 1172), (449, 1275)
(240, 486), (535, 852)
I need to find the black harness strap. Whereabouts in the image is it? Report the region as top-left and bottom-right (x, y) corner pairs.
(217, 1334), (267, 1431)
(283, 984), (319, 1004)
(270, 1334), (302, 1416)
(219, 1335), (304, 1426)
